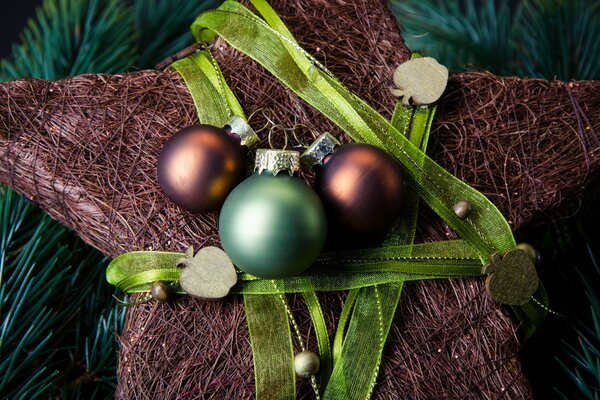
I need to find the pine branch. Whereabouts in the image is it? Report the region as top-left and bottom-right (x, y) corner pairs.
(553, 248), (600, 399)
(390, 0), (600, 80)
(389, 0), (523, 75)
(133, 0), (219, 69)
(0, 191), (82, 399)
(520, 0), (600, 80)
(58, 306), (126, 399)
(0, 0), (137, 80)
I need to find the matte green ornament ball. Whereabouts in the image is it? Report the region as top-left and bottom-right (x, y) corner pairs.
(218, 172), (327, 279)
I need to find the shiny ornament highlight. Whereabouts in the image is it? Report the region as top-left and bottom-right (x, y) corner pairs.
(311, 141), (404, 232)
(157, 124), (245, 213)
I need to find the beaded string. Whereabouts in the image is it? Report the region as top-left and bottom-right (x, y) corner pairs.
(272, 281), (321, 399)
(531, 295), (562, 317)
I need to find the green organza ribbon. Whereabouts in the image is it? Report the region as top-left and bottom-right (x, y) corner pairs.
(106, 240), (484, 293)
(172, 49), (245, 124)
(106, 1), (547, 398)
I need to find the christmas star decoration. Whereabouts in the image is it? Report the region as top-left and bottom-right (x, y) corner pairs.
(0, 0), (598, 398)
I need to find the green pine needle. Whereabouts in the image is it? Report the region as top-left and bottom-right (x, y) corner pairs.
(0, 0), (137, 80)
(390, 0), (600, 80)
(520, 0), (600, 80)
(134, 0), (219, 69)
(389, 0), (522, 75)
(0, 191), (94, 398)
(554, 247), (600, 398)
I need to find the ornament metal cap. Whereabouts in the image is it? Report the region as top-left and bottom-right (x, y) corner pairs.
(255, 149), (300, 176)
(225, 116), (260, 148)
(301, 132), (341, 168)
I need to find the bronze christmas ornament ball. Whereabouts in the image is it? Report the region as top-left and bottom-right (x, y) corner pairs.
(157, 125), (245, 213)
(314, 143), (404, 232)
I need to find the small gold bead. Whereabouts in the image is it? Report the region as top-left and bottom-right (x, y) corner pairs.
(517, 243), (541, 266)
(150, 281), (171, 302)
(294, 351), (320, 378)
(452, 200), (473, 219)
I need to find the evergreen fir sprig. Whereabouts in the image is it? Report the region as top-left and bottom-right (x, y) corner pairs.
(389, 0), (522, 75)
(520, 0), (600, 80)
(554, 246), (600, 399)
(58, 306), (125, 399)
(0, 191), (93, 399)
(390, 0), (600, 80)
(0, 0), (137, 79)
(134, 0), (219, 69)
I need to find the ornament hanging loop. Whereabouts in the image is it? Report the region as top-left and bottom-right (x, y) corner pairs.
(265, 119), (316, 151)
(288, 121), (318, 151)
(260, 110), (290, 150)
(247, 107), (271, 134)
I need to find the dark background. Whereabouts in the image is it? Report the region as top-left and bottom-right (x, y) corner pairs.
(0, 0), (43, 58)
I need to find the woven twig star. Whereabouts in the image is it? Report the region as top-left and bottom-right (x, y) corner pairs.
(0, 0), (598, 398)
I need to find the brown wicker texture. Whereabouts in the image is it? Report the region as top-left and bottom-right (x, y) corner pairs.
(0, 0), (599, 398)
